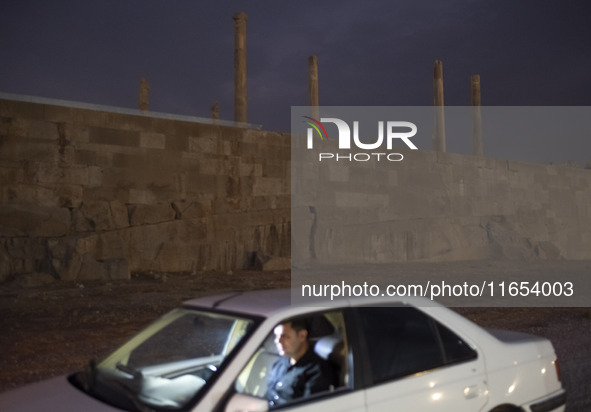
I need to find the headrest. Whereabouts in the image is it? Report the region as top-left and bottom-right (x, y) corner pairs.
(314, 334), (343, 360)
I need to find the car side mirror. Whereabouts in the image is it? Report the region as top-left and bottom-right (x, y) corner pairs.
(224, 393), (269, 412)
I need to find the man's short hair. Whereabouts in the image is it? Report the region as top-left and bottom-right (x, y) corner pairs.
(281, 318), (310, 334)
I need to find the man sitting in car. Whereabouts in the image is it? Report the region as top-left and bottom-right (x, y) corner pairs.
(265, 318), (337, 407)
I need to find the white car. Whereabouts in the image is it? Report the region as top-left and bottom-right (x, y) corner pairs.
(0, 289), (566, 412)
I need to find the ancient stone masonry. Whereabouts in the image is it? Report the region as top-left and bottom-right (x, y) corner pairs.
(2, 97), (591, 283)
(0, 98), (290, 282)
(292, 147), (591, 266)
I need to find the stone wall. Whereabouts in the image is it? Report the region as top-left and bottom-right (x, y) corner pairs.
(0, 97), (290, 282)
(2, 97), (591, 283)
(292, 141), (591, 266)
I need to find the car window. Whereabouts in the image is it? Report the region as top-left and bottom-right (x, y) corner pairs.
(357, 306), (476, 384)
(437, 322), (478, 364)
(234, 310), (350, 408)
(127, 313), (237, 368)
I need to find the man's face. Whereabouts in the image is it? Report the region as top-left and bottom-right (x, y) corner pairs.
(274, 322), (307, 359)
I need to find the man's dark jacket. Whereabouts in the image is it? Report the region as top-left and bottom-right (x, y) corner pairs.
(266, 348), (336, 407)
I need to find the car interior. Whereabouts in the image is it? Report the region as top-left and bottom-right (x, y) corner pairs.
(235, 311), (349, 399)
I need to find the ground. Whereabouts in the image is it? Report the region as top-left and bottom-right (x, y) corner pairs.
(0, 261), (589, 411)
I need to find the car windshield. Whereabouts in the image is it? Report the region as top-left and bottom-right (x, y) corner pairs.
(71, 308), (257, 411)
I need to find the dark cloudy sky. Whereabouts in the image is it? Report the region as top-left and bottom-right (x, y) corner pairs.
(1, 0), (591, 163)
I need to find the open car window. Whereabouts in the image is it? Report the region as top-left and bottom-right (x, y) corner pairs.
(234, 310), (350, 408)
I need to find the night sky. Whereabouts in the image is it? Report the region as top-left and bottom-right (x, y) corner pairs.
(1, 0), (591, 163)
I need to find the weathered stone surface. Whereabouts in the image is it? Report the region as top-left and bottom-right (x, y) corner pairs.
(171, 200), (212, 220)
(100, 258), (130, 280)
(95, 231), (127, 261)
(109, 201), (129, 229)
(46, 234), (131, 281)
(0, 243), (10, 283)
(4, 97), (591, 284)
(254, 251), (290, 271)
(89, 127), (140, 147)
(73, 201), (114, 232)
(0, 205), (70, 237)
(128, 204), (175, 226)
(12, 272), (56, 288)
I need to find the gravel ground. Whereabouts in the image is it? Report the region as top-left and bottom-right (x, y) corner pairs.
(0, 261), (589, 411)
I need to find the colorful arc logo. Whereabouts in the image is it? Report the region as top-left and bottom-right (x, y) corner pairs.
(302, 116), (329, 140)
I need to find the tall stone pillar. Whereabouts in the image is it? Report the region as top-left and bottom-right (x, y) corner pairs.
(233, 12), (248, 123)
(138, 77), (150, 111)
(210, 101), (220, 120)
(471, 74), (483, 156)
(433, 60), (446, 152)
(308, 55), (319, 119)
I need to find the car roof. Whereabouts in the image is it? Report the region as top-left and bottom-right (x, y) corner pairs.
(182, 288), (441, 318)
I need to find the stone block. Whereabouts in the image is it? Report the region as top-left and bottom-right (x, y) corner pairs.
(0, 99), (45, 119)
(128, 203), (175, 226)
(194, 156), (222, 176)
(0, 204), (70, 237)
(253, 177), (284, 196)
(35, 163), (89, 186)
(8, 118), (60, 141)
(0, 243), (11, 283)
(129, 189), (157, 205)
(189, 136), (217, 154)
(47, 185), (79, 208)
(108, 201), (129, 228)
(87, 166), (103, 187)
(101, 258), (130, 280)
(238, 162), (262, 177)
(94, 150), (113, 167)
(2, 184), (58, 207)
(75, 149), (96, 166)
(46, 233), (131, 281)
(95, 231), (127, 261)
(43, 105), (74, 123)
(254, 251), (290, 271)
(184, 173), (220, 195)
(140, 132), (166, 149)
(51, 254), (82, 281)
(2, 138), (60, 164)
(73, 234), (98, 255)
(164, 133), (188, 151)
(176, 200), (212, 220)
(73, 201), (117, 232)
(89, 127), (140, 147)
(67, 123), (90, 143)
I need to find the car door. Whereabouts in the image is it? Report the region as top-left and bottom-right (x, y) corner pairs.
(355, 305), (489, 412)
(221, 308), (366, 412)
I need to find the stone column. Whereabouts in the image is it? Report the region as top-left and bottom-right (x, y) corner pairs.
(233, 12), (248, 123)
(433, 60), (446, 152)
(308, 55), (319, 119)
(210, 101), (220, 120)
(138, 77), (150, 111)
(471, 74), (483, 156)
